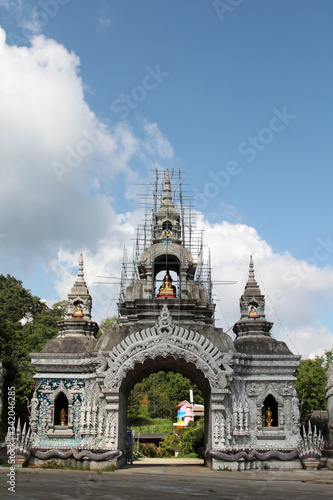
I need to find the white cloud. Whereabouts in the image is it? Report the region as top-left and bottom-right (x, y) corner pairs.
(196, 216), (333, 359)
(48, 211), (333, 360)
(0, 0), (48, 37)
(1, 27), (332, 360)
(286, 324), (333, 360)
(142, 120), (174, 159)
(0, 28), (173, 272)
(50, 208), (144, 321)
(98, 17), (111, 30)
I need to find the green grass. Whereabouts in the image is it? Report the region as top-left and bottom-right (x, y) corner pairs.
(38, 460), (90, 471)
(128, 417), (174, 434)
(175, 452), (200, 459)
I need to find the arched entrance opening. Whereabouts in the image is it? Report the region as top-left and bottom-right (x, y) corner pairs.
(118, 356), (211, 464)
(127, 370), (204, 457)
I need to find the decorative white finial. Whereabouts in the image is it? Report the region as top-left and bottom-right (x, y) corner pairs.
(76, 253), (85, 283)
(161, 169), (174, 206)
(248, 255), (255, 281)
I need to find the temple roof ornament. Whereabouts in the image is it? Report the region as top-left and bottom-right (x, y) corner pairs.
(233, 256), (275, 344)
(62, 253), (95, 325)
(69, 253), (90, 299)
(243, 255), (263, 298)
(157, 169), (178, 215)
(118, 168), (214, 326)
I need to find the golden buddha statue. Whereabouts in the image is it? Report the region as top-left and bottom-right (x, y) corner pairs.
(249, 304), (259, 318)
(163, 229), (172, 238)
(266, 407), (273, 427)
(157, 271), (176, 298)
(73, 303), (84, 317)
(60, 408), (67, 426)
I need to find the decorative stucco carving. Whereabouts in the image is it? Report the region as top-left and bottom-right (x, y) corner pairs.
(104, 305), (232, 391)
(82, 351), (109, 373)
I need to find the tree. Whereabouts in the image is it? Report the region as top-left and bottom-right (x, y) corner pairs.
(178, 419), (205, 455)
(51, 300), (68, 320)
(127, 370), (204, 423)
(98, 315), (118, 338)
(0, 275), (60, 434)
(158, 420), (205, 457)
(295, 349), (333, 422)
(158, 432), (181, 456)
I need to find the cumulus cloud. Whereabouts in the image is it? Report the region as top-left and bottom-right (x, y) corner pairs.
(50, 210), (333, 360)
(0, 28), (173, 271)
(51, 208), (145, 322)
(197, 217), (333, 359)
(1, 27), (332, 360)
(142, 120), (174, 159)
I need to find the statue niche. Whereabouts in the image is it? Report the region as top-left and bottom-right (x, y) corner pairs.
(54, 392), (69, 426)
(73, 301), (84, 318)
(262, 394), (278, 427)
(249, 303), (259, 319)
(157, 271), (177, 298)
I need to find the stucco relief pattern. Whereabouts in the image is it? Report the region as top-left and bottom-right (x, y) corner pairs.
(103, 305), (232, 391)
(32, 378), (86, 447)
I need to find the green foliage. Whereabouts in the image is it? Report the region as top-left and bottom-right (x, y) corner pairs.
(139, 443), (158, 458)
(128, 370), (204, 423)
(158, 432), (181, 456)
(99, 316), (117, 331)
(178, 420), (204, 455)
(130, 417), (173, 434)
(176, 452), (199, 458)
(39, 460), (90, 470)
(51, 300), (68, 320)
(97, 315), (118, 339)
(158, 420), (205, 456)
(0, 274), (61, 433)
(307, 416), (329, 439)
(295, 349), (333, 422)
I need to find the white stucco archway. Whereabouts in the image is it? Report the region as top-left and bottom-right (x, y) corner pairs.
(98, 305), (233, 465)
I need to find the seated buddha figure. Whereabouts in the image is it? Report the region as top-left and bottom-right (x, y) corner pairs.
(157, 271), (176, 298)
(249, 304), (259, 318)
(60, 408), (67, 426)
(73, 302), (84, 317)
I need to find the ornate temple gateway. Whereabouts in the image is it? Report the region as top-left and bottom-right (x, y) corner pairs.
(29, 170), (303, 470)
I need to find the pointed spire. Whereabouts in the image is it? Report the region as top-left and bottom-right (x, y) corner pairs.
(63, 253), (94, 321)
(71, 253), (89, 294)
(233, 255), (274, 340)
(243, 255), (262, 296)
(75, 253), (85, 284)
(248, 255), (255, 283)
(160, 169), (175, 208)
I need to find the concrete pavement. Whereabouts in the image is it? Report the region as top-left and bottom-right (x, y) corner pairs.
(1, 459), (333, 500)
(125, 457), (333, 483)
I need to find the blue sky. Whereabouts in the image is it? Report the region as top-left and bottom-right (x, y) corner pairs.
(1, 0), (333, 358)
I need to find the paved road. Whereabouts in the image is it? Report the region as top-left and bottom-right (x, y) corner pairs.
(1, 461), (333, 500)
